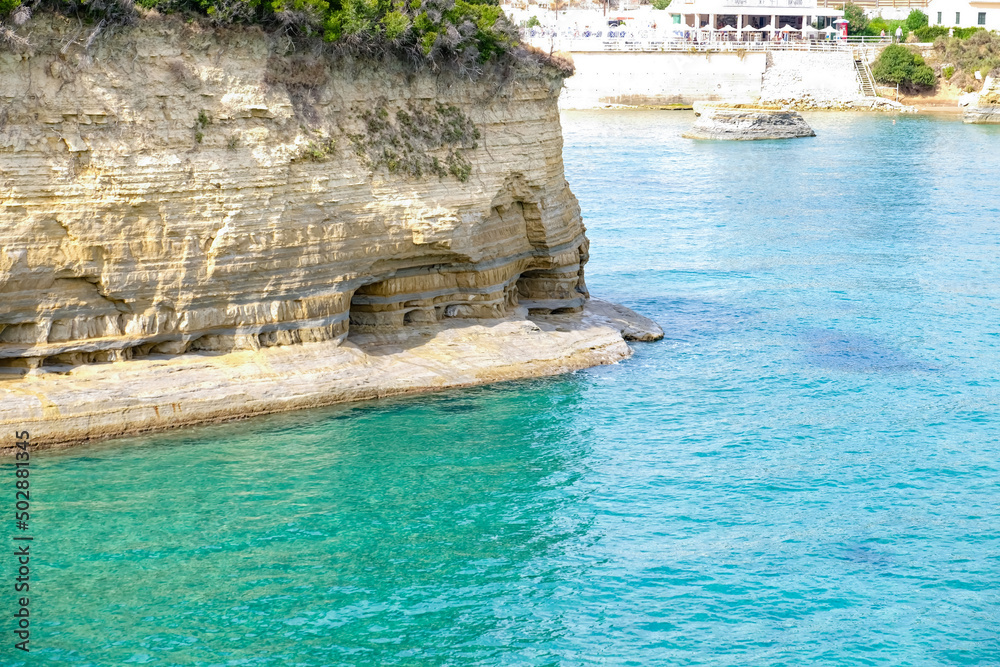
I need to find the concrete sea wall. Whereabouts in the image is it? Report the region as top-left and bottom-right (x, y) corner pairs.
(560, 50), (863, 108)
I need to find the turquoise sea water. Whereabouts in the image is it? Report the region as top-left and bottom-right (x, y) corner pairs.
(6, 111), (1000, 665)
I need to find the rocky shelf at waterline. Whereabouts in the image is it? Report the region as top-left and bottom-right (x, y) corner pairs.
(0, 301), (662, 452)
(683, 104), (816, 141)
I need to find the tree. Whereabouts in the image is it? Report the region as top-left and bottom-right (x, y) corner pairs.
(841, 2), (870, 36)
(872, 44), (936, 91)
(905, 9), (928, 31)
(651, 0), (672, 9)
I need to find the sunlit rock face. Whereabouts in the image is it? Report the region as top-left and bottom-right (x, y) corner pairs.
(0, 16), (589, 369)
(963, 75), (1000, 123)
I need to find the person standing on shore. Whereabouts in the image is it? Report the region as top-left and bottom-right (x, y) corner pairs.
(895, 26), (903, 43)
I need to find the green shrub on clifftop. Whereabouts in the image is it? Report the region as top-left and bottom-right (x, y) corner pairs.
(872, 44), (936, 91)
(3, 0), (522, 68)
(933, 30), (1000, 89)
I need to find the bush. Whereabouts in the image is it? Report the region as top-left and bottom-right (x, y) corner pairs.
(6, 0), (522, 68)
(943, 65), (955, 79)
(872, 44), (936, 90)
(953, 26), (983, 39)
(914, 25), (949, 41)
(650, 0), (671, 9)
(869, 17), (908, 40)
(0, 0), (20, 18)
(934, 30), (1000, 78)
(905, 9), (928, 31)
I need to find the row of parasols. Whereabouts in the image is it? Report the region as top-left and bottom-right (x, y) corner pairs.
(679, 19), (848, 35)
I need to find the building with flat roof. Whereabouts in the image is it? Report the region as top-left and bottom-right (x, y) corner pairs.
(927, 0), (1000, 30)
(667, 0), (844, 34)
(505, 0), (845, 44)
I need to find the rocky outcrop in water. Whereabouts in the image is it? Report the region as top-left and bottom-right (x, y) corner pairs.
(0, 298), (662, 452)
(683, 103), (816, 140)
(962, 75), (1000, 123)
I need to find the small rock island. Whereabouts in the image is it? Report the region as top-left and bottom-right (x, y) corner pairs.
(684, 103), (816, 141)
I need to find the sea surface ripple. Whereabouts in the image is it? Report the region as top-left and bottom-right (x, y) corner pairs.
(10, 111), (1000, 666)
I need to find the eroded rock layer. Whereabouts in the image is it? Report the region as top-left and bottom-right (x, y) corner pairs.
(683, 103), (816, 141)
(963, 75), (1000, 123)
(0, 17), (588, 369)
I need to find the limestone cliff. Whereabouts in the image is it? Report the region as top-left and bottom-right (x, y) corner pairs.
(0, 16), (663, 449)
(0, 16), (588, 369)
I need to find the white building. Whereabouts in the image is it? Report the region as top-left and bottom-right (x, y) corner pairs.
(927, 0), (1000, 30)
(505, 0), (844, 45)
(666, 0), (844, 33)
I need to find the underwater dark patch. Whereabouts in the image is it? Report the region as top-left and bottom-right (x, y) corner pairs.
(800, 330), (937, 373)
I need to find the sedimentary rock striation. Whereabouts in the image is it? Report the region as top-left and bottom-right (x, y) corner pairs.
(963, 75), (1000, 123)
(0, 16), (591, 367)
(0, 16), (662, 448)
(683, 103), (816, 140)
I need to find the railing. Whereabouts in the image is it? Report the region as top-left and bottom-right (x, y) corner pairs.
(524, 34), (853, 52)
(818, 0), (928, 6)
(853, 53), (879, 96)
(844, 36), (894, 44)
(852, 44), (882, 64)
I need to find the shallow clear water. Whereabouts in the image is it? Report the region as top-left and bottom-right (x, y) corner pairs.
(8, 111), (1000, 665)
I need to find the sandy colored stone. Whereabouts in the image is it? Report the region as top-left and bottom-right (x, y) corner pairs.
(963, 75), (1000, 123)
(0, 17), (589, 368)
(583, 298), (663, 342)
(0, 302), (661, 452)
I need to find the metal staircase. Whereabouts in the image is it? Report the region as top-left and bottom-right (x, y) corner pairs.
(854, 52), (878, 97)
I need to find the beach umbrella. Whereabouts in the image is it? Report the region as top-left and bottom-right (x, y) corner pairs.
(780, 24), (798, 31)
(821, 26), (838, 33)
(802, 24), (819, 33)
(742, 25), (761, 31)
(759, 23), (775, 31)
(719, 25), (737, 31)
(832, 18), (848, 25)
